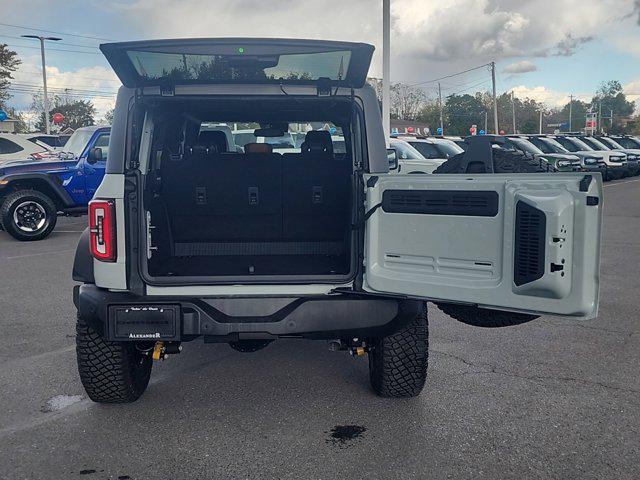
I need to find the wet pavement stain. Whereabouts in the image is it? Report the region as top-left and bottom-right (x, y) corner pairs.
(326, 425), (367, 448)
(41, 394), (84, 413)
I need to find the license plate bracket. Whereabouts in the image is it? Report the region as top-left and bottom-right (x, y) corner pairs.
(108, 305), (180, 341)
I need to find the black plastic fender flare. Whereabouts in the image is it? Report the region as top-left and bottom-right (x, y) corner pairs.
(0, 172), (75, 208)
(72, 228), (94, 284)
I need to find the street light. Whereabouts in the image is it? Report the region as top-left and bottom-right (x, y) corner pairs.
(21, 35), (62, 134)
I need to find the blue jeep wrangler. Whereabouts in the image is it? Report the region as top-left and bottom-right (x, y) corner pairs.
(0, 125), (110, 241)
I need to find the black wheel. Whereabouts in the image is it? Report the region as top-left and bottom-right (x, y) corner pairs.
(433, 148), (543, 328)
(228, 339), (273, 353)
(436, 304), (538, 328)
(368, 303), (428, 398)
(0, 189), (58, 241)
(76, 313), (153, 403)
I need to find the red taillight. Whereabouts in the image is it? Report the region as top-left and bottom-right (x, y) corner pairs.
(89, 200), (116, 262)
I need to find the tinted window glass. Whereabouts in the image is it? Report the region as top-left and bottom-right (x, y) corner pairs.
(127, 49), (352, 83)
(408, 142), (440, 159)
(93, 134), (110, 159)
(508, 138), (543, 154)
(0, 138), (24, 155)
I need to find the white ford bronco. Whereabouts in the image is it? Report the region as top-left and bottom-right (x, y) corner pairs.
(72, 38), (603, 403)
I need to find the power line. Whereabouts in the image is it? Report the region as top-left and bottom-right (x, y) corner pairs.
(0, 21), (115, 42)
(409, 63), (492, 87)
(10, 82), (118, 95)
(4, 42), (103, 55)
(0, 33), (100, 50)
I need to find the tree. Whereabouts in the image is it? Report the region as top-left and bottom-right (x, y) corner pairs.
(443, 94), (486, 135)
(34, 99), (96, 132)
(390, 83), (427, 120)
(0, 44), (20, 108)
(591, 80), (635, 133)
(101, 107), (115, 125)
(416, 101), (441, 130)
(367, 78), (428, 121)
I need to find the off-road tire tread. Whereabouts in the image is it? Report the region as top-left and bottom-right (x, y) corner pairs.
(369, 304), (428, 398)
(0, 189), (58, 241)
(76, 313), (152, 403)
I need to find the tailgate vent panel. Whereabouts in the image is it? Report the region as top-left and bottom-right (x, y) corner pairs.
(514, 201), (546, 286)
(382, 190), (499, 216)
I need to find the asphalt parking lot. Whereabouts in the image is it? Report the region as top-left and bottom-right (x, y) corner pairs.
(1, 178), (639, 480)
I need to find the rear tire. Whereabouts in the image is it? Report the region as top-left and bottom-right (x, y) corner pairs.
(368, 303), (428, 398)
(0, 189), (58, 241)
(433, 148), (543, 328)
(76, 313), (152, 403)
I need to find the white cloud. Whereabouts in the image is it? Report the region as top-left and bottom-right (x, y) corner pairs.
(503, 61), (537, 74)
(10, 55), (119, 121)
(512, 85), (591, 107)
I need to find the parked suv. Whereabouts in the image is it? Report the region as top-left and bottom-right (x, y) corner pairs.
(72, 38), (603, 403)
(0, 126), (109, 240)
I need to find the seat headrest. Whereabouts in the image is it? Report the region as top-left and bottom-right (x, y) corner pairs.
(244, 143), (273, 154)
(197, 130), (228, 153)
(301, 130), (333, 155)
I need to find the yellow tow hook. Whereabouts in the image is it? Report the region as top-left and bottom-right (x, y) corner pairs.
(152, 341), (165, 361)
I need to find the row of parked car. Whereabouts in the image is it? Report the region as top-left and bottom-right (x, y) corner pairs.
(0, 132), (72, 164)
(389, 132), (640, 180)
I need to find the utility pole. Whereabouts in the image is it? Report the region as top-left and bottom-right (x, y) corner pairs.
(21, 35), (61, 134)
(610, 109), (614, 130)
(598, 100), (602, 133)
(568, 94), (573, 132)
(539, 109), (543, 134)
(490, 61), (499, 134)
(382, 0), (391, 139)
(484, 111), (488, 133)
(511, 90), (516, 134)
(438, 82), (444, 134)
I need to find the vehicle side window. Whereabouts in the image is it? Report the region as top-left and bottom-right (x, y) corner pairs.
(93, 134), (110, 160)
(410, 142), (439, 159)
(0, 138), (24, 155)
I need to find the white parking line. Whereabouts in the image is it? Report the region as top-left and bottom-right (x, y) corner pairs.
(604, 179), (640, 188)
(2, 249), (76, 260)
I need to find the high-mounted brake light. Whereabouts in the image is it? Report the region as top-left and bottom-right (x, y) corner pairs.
(89, 200), (116, 262)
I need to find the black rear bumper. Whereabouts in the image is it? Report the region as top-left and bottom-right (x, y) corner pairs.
(73, 284), (420, 342)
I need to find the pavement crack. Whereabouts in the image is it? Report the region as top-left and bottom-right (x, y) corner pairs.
(432, 349), (640, 399)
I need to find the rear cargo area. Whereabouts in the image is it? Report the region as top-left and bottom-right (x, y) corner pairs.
(142, 98), (356, 280)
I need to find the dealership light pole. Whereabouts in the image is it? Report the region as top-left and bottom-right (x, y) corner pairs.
(382, 0), (391, 139)
(22, 35), (61, 134)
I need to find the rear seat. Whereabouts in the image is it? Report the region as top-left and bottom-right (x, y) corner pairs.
(282, 131), (351, 240)
(163, 130), (282, 243)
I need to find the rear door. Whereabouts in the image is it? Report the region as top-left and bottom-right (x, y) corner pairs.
(363, 173), (602, 319)
(100, 38), (374, 88)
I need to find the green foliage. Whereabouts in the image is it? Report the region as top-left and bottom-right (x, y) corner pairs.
(0, 44), (20, 108)
(35, 99), (96, 131)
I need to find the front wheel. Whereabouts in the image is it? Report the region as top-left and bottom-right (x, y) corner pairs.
(368, 303), (429, 398)
(76, 313), (153, 403)
(0, 189), (58, 241)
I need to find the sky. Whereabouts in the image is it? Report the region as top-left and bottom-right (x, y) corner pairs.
(2, 0), (640, 122)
